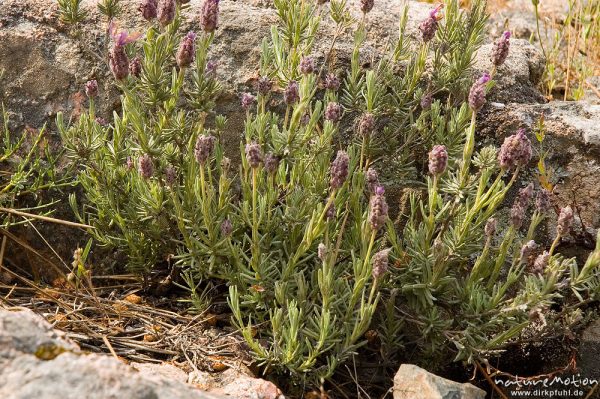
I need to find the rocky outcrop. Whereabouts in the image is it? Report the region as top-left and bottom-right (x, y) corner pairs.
(0, 308), (278, 399)
(0, 0), (546, 134)
(393, 364), (486, 399)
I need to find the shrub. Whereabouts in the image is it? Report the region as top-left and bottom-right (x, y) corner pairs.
(58, 0), (600, 389)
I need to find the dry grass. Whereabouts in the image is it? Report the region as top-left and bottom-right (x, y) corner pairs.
(0, 240), (251, 375)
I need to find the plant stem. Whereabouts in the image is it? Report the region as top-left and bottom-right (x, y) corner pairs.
(534, 4), (548, 61)
(459, 111), (478, 188)
(549, 233), (561, 256)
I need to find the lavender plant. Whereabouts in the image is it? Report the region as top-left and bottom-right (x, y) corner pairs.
(57, 0), (600, 389)
(59, 4), (221, 274)
(176, 0), (387, 383)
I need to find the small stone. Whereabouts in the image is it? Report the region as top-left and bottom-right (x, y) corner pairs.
(393, 364), (486, 399)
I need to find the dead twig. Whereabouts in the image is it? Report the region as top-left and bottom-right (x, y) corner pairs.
(0, 207), (94, 229)
(475, 360), (508, 399)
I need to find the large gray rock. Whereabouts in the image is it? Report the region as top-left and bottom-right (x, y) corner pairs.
(393, 364), (486, 399)
(479, 101), (600, 245)
(579, 319), (600, 380)
(0, 308), (224, 399)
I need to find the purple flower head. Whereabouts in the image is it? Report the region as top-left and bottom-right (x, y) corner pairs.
(109, 46), (129, 80)
(139, 0), (157, 20)
(329, 150), (349, 189)
(358, 113), (375, 138)
(200, 0), (220, 33)
(419, 5), (442, 42)
(421, 92), (433, 110)
(325, 102), (342, 122)
(284, 80), (300, 105)
(360, 0), (374, 14)
(468, 73), (491, 111)
(257, 76), (272, 95)
(165, 165), (177, 186)
(126, 156), (134, 170)
(366, 167), (379, 194)
(194, 135), (216, 164)
(535, 189), (552, 213)
(428, 144), (448, 176)
(157, 0), (176, 26)
(108, 23), (141, 80)
(324, 73), (340, 91)
(220, 219), (233, 237)
(498, 128), (532, 170)
(129, 57), (142, 78)
(372, 248), (391, 279)
(176, 32), (197, 68)
(516, 183), (534, 209)
(241, 93), (256, 111)
(85, 80), (98, 98)
(245, 142), (263, 169)
(485, 218), (497, 238)
(84, 79), (98, 98)
(369, 186), (388, 231)
(557, 206), (574, 236)
(138, 154), (154, 179)
(325, 202), (336, 220)
(510, 199), (526, 230)
(532, 251), (550, 274)
(299, 57), (315, 75)
(491, 31), (511, 67)
(520, 240), (538, 261)
(264, 153), (280, 175)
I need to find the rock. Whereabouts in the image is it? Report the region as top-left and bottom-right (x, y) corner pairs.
(133, 362), (190, 384)
(479, 101), (600, 244)
(393, 364), (486, 399)
(473, 38), (546, 104)
(189, 368), (285, 399)
(0, 307), (79, 366)
(0, 308), (224, 399)
(582, 76), (600, 105)
(578, 319), (600, 380)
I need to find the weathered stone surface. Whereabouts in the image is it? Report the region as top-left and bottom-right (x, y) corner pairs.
(189, 367), (284, 399)
(0, 307), (79, 366)
(393, 364), (486, 399)
(579, 319), (600, 380)
(473, 38), (546, 104)
(0, 0), (544, 135)
(0, 308), (225, 399)
(479, 101), (600, 243)
(133, 362), (190, 384)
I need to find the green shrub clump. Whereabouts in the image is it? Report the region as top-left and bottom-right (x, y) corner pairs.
(58, 0), (600, 388)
